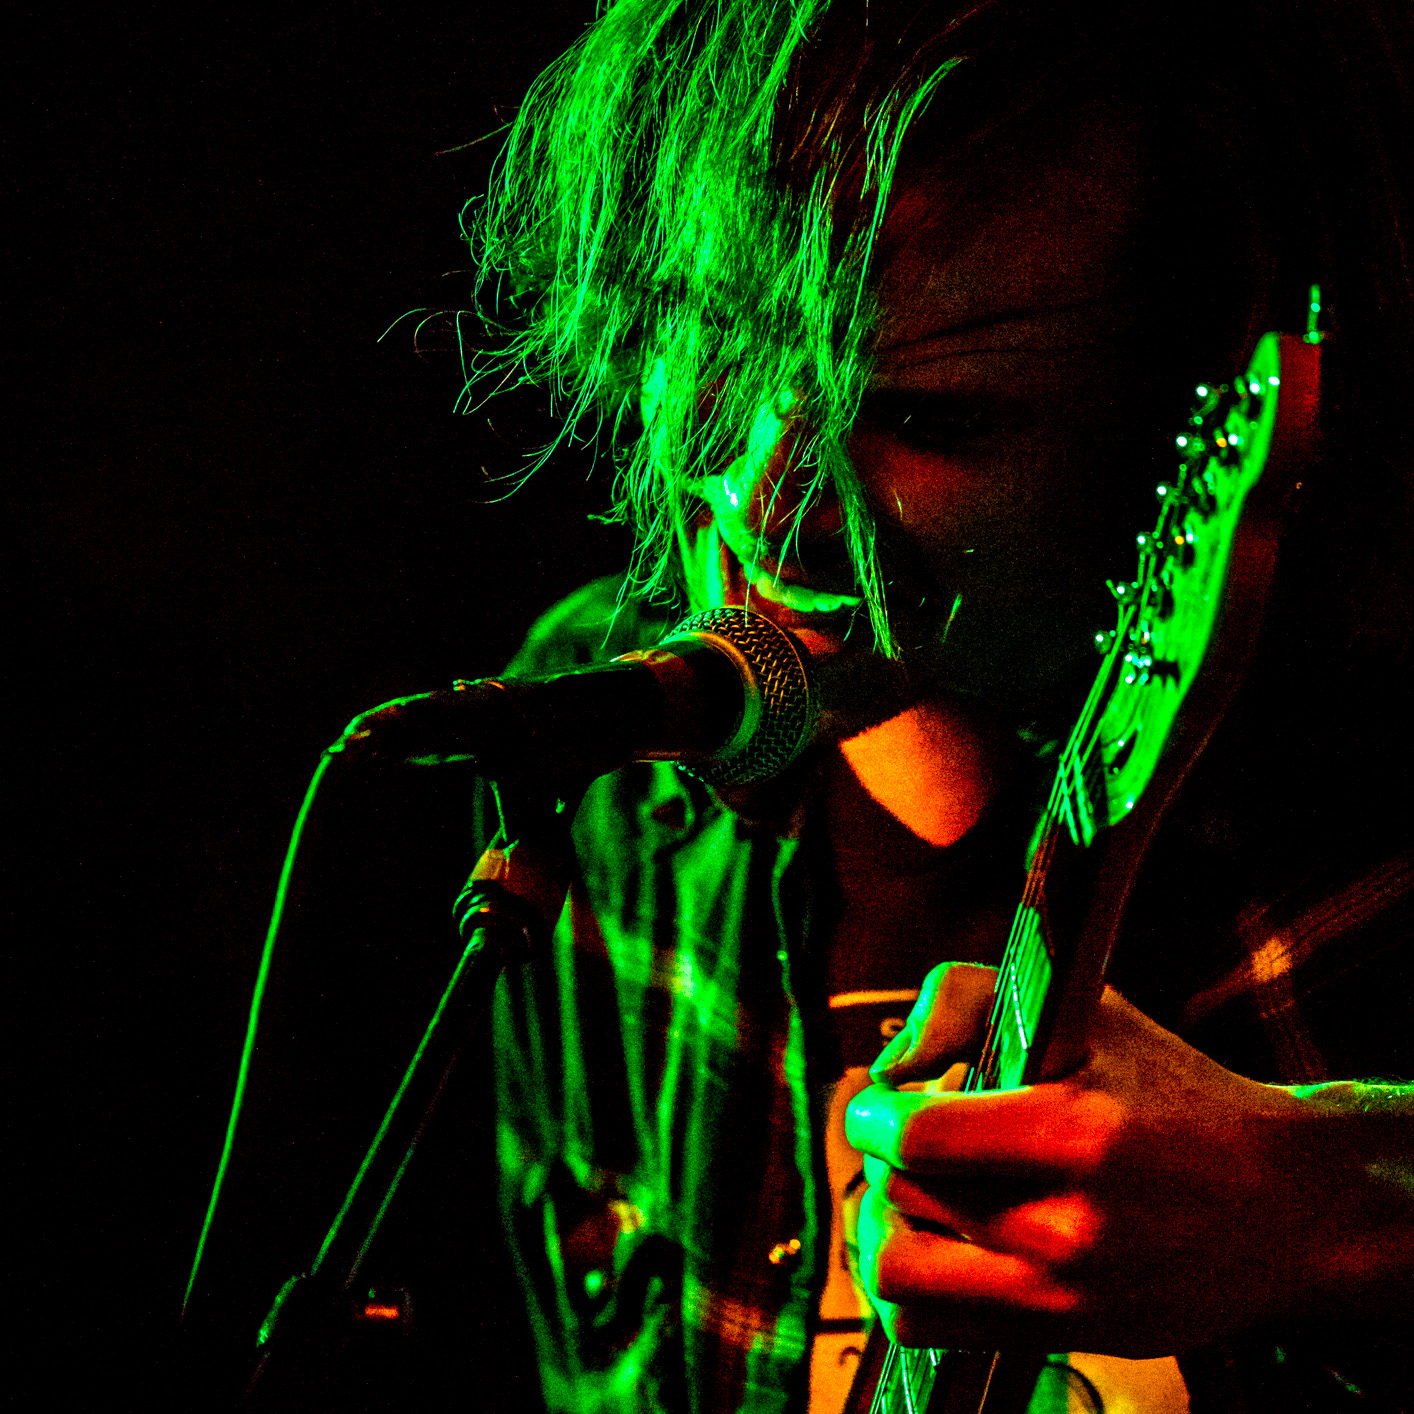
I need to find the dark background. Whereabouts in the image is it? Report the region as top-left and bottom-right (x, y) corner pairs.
(17, 4), (624, 1405)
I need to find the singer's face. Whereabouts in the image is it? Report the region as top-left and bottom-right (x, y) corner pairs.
(694, 107), (1180, 726)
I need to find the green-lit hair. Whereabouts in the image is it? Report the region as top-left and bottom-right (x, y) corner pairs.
(464, 0), (1414, 662)
(465, 0), (983, 653)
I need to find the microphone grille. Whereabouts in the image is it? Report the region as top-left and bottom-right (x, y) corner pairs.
(665, 607), (818, 786)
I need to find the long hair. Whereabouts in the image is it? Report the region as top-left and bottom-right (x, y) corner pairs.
(465, 0), (1414, 659)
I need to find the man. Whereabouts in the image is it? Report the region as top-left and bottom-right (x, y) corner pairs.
(473, 1), (1414, 1410)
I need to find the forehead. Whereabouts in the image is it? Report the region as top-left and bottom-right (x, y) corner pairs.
(872, 102), (1147, 361)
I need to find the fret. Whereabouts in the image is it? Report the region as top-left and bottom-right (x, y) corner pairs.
(902, 1348), (925, 1414)
(1008, 956), (1029, 1054)
(871, 1343), (897, 1414)
(991, 907), (1051, 1092)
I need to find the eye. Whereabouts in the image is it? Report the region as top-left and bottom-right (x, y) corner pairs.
(858, 391), (994, 454)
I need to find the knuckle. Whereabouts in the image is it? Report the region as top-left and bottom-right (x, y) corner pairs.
(919, 961), (955, 997)
(894, 1104), (935, 1170)
(881, 1165), (907, 1205)
(910, 1092), (948, 1151)
(872, 1246), (911, 1303)
(934, 961), (997, 1009)
(866, 1212), (915, 1303)
(862, 1153), (892, 1193)
(1065, 1087), (1126, 1171)
(895, 1093), (962, 1171)
(1029, 1278), (1081, 1318)
(1019, 1193), (1102, 1265)
(876, 1301), (906, 1344)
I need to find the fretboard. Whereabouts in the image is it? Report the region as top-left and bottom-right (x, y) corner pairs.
(853, 330), (1310, 1414)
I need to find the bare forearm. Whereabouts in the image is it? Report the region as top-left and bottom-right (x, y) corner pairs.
(1287, 1080), (1414, 1319)
(1295, 1079), (1414, 1118)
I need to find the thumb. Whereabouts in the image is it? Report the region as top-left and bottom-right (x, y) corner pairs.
(870, 962), (998, 1086)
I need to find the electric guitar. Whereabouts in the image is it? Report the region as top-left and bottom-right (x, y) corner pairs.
(845, 330), (1322, 1414)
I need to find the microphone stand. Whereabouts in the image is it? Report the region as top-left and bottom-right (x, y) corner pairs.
(212, 605), (816, 1403)
(244, 779), (576, 1406)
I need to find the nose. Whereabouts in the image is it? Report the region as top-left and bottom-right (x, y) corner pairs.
(716, 403), (843, 551)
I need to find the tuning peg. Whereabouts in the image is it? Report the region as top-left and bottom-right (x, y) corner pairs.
(1147, 580), (1176, 619)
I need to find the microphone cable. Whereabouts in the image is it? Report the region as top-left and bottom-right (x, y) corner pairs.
(180, 748), (336, 1323)
(180, 605), (817, 1323)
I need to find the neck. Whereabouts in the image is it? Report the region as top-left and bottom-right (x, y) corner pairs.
(836, 697), (1007, 850)
(817, 699), (1024, 997)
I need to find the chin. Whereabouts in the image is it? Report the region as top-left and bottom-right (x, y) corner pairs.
(700, 519), (1095, 744)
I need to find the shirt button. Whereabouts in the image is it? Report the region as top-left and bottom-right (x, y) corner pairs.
(767, 1237), (802, 1268)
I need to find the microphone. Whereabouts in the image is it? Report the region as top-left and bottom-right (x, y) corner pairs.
(331, 607), (818, 788)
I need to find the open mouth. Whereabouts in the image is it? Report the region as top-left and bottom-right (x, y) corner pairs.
(743, 564), (862, 615)
(716, 531), (865, 657)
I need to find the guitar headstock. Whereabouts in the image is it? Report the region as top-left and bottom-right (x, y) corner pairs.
(1066, 333), (1284, 842)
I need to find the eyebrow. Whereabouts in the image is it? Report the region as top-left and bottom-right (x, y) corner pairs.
(876, 342), (1108, 376)
(874, 292), (1134, 357)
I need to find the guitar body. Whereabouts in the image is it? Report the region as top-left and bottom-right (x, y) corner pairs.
(843, 333), (1321, 1414)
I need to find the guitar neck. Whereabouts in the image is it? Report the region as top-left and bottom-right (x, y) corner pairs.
(845, 333), (1320, 1414)
(854, 644), (1158, 1414)
(974, 618), (1134, 1095)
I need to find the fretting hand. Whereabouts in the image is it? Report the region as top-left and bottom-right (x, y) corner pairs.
(845, 962), (1414, 1355)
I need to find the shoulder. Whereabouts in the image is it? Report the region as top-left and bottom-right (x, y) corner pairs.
(503, 575), (675, 678)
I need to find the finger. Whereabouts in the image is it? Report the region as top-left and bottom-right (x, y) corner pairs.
(847, 1083), (1121, 1178)
(864, 1155), (1101, 1266)
(858, 1185), (1076, 1317)
(863, 1154), (980, 1239)
(871, 963), (998, 1085)
(986, 1192), (1101, 1266)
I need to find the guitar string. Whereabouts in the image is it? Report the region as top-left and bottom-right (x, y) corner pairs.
(870, 380), (1257, 1413)
(886, 601), (1137, 1413)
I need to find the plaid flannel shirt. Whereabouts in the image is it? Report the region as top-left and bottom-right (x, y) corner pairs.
(491, 578), (1414, 1414)
(493, 579), (823, 1414)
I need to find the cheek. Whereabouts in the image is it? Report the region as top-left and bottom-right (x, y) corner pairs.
(847, 425), (989, 546)
(848, 418), (1151, 575)
(847, 425), (1087, 556)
